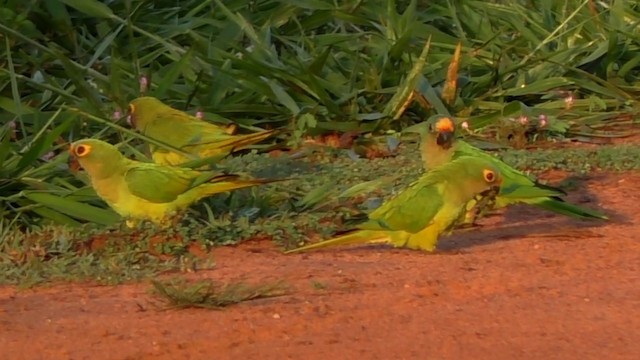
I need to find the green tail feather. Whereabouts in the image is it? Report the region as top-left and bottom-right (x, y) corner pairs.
(200, 175), (286, 197)
(499, 184), (566, 200)
(203, 129), (279, 156)
(528, 197), (608, 220)
(284, 229), (389, 254)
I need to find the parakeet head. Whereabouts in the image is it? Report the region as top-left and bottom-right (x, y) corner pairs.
(69, 139), (126, 180)
(127, 96), (165, 131)
(402, 115), (456, 148)
(448, 156), (503, 195)
(433, 116), (456, 149)
(472, 159), (503, 196)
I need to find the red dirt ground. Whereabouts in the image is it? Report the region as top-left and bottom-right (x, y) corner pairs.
(1, 170), (639, 359)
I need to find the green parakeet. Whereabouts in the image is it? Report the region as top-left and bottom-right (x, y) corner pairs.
(128, 96), (279, 167)
(69, 139), (281, 227)
(406, 116), (608, 222)
(285, 156), (503, 253)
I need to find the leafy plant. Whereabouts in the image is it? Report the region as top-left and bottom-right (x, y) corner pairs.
(0, 0), (638, 230)
(150, 277), (289, 309)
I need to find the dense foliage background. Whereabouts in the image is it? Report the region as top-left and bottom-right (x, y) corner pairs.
(1, 0), (639, 231)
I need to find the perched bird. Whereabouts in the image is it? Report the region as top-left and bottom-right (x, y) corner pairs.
(405, 116), (608, 224)
(127, 96), (279, 167)
(285, 156), (503, 253)
(69, 139), (281, 228)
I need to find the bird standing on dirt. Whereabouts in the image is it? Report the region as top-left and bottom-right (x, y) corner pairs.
(285, 156), (503, 253)
(405, 116), (608, 225)
(69, 138), (282, 228)
(127, 96), (279, 167)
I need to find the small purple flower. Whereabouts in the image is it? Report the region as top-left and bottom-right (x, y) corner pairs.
(139, 76), (149, 93)
(112, 110), (122, 120)
(538, 114), (548, 128)
(564, 94), (574, 109)
(8, 120), (16, 139)
(196, 110), (204, 119)
(518, 115), (528, 125)
(40, 151), (55, 161)
(461, 121), (469, 130)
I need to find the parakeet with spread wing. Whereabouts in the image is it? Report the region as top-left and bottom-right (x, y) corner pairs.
(285, 156), (503, 253)
(69, 139), (282, 227)
(128, 96), (278, 167)
(405, 116), (608, 223)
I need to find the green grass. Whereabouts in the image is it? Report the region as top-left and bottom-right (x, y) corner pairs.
(1, 0), (640, 228)
(2, 141), (639, 287)
(0, 0), (639, 287)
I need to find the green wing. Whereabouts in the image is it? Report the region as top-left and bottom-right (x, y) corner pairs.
(124, 164), (198, 203)
(144, 112), (213, 148)
(358, 176), (445, 234)
(145, 111), (235, 149)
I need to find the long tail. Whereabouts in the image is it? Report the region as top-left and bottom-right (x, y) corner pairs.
(496, 195), (608, 220)
(528, 197), (608, 220)
(284, 229), (390, 254)
(203, 129), (279, 156)
(200, 174), (287, 196)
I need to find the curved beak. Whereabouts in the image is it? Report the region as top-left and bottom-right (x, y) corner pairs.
(68, 144), (80, 172)
(436, 130), (454, 148)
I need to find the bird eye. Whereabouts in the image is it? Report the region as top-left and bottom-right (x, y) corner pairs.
(74, 144), (91, 157)
(483, 169), (495, 183)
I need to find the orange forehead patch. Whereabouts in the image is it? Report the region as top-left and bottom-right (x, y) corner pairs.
(435, 117), (455, 132)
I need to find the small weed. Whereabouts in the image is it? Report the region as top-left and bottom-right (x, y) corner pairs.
(311, 280), (328, 290)
(150, 277), (289, 310)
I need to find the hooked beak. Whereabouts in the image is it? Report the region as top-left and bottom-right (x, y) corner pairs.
(68, 144), (81, 172)
(479, 182), (502, 198)
(436, 130), (454, 149)
(490, 176), (503, 193)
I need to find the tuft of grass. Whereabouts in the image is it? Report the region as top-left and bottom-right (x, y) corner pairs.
(311, 280), (328, 290)
(150, 277), (289, 310)
(0, 222), (214, 287)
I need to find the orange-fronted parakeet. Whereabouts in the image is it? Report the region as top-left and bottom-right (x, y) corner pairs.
(284, 156), (503, 253)
(128, 96), (278, 167)
(69, 139), (282, 227)
(405, 116), (608, 223)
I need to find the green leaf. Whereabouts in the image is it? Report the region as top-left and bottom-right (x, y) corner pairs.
(295, 183), (336, 210)
(265, 79), (300, 115)
(152, 48), (195, 99)
(22, 192), (119, 225)
(502, 77), (574, 96)
(57, 0), (115, 19)
(337, 177), (395, 199)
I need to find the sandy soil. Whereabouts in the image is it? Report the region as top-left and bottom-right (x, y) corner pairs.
(1, 170), (639, 360)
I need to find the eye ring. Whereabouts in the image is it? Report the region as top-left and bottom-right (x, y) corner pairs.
(74, 144), (91, 157)
(483, 169), (496, 183)
(128, 104), (135, 114)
